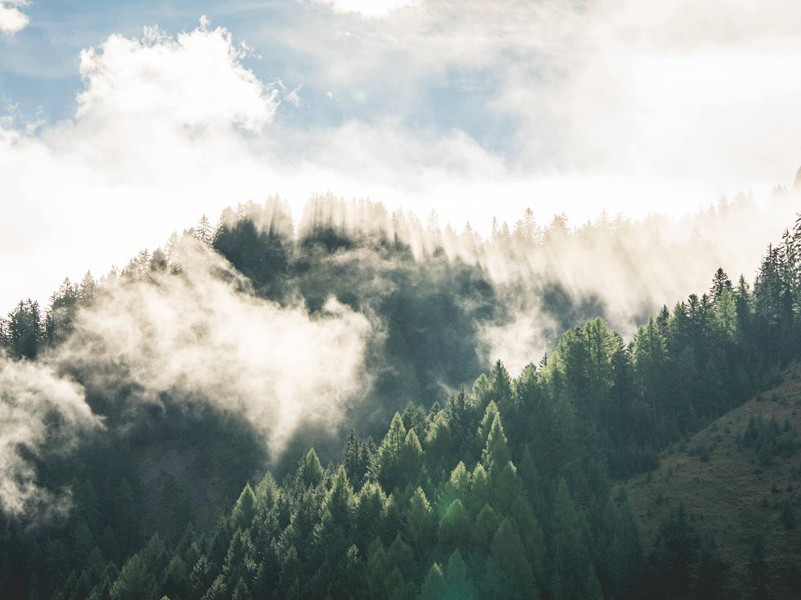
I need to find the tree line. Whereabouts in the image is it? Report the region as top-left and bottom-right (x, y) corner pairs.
(2, 210), (801, 599)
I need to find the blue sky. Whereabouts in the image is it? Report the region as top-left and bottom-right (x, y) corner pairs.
(1, 1), (513, 150)
(2, 0), (801, 310)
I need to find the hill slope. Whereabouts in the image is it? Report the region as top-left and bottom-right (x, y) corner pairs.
(628, 363), (801, 597)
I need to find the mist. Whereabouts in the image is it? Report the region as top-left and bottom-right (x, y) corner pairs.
(0, 353), (100, 517)
(50, 237), (372, 458)
(235, 185), (800, 375)
(1, 182), (797, 520)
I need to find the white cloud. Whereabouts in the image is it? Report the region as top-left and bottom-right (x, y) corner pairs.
(0, 236), (372, 518)
(0, 354), (100, 516)
(55, 238), (372, 457)
(2, 4), (801, 318)
(493, 0), (801, 187)
(76, 18), (277, 133)
(0, 1), (28, 34)
(0, 20), (284, 312)
(275, 0), (801, 189)
(312, 0), (419, 18)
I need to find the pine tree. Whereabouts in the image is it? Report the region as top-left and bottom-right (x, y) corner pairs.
(162, 555), (187, 600)
(387, 534), (415, 578)
(488, 518), (537, 600)
(552, 479), (588, 600)
(490, 360), (513, 413)
(710, 268), (733, 300)
(468, 463), (490, 512)
(344, 430), (368, 487)
(403, 488), (436, 552)
(438, 500), (470, 551)
(649, 504), (699, 600)
(109, 554), (156, 600)
(482, 414), (512, 475)
(441, 462), (470, 510)
(7, 299), (42, 359)
(195, 215), (214, 245)
(231, 484), (256, 531)
(374, 413), (408, 491)
(477, 401), (500, 447)
(297, 449), (324, 488)
(445, 550), (474, 599)
(471, 504), (500, 551)
(231, 578), (251, 600)
(325, 465), (355, 526)
(355, 483), (387, 549)
(189, 555), (213, 598)
(418, 563), (447, 600)
(398, 429), (425, 487)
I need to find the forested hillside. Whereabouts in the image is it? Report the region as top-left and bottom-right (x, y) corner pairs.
(628, 362), (801, 598)
(2, 201), (801, 599)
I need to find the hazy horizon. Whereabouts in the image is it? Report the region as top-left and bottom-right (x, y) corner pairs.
(3, 1), (801, 312)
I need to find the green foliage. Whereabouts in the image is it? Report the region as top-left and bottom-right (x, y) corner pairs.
(477, 400), (500, 447)
(645, 504), (730, 600)
(417, 562), (446, 600)
(444, 549), (474, 599)
(8, 208), (801, 600)
(231, 484), (256, 531)
(404, 488), (436, 551)
(438, 499), (470, 551)
(110, 554), (156, 600)
(374, 413), (408, 491)
(488, 517), (537, 599)
(738, 413), (798, 467)
(297, 448), (325, 488)
(481, 414), (511, 473)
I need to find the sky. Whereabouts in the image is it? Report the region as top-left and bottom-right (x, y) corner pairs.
(2, 0), (801, 312)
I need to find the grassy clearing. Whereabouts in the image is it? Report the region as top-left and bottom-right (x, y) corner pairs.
(627, 364), (801, 597)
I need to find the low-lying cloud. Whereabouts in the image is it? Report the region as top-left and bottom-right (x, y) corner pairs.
(0, 353), (100, 517)
(2, 235), (373, 518)
(55, 237), (372, 457)
(285, 192), (800, 375)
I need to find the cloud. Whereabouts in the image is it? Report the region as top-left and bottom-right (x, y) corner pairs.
(311, 0), (419, 18)
(0, 19), (285, 313)
(0, 234), (372, 517)
(270, 0), (801, 187)
(76, 18), (278, 134)
(2, 5), (801, 324)
(480, 310), (556, 377)
(277, 192), (799, 377)
(0, 1), (28, 34)
(489, 0), (801, 186)
(54, 237), (372, 457)
(0, 16), (512, 314)
(0, 353), (100, 516)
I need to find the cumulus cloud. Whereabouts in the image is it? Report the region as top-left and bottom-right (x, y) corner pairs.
(0, 19), (285, 313)
(0, 0), (28, 34)
(0, 354), (100, 516)
(76, 18), (277, 134)
(55, 237), (372, 457)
